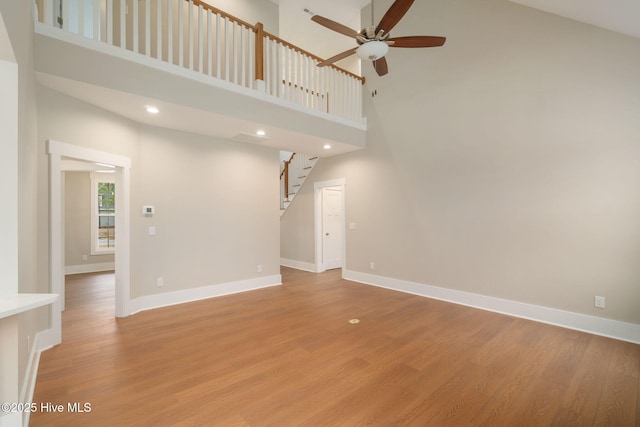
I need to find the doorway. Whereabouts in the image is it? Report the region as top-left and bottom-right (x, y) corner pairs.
(47, 140), (131, 346)
(314, 179), (345, 273)
(322, 186), (343, 270)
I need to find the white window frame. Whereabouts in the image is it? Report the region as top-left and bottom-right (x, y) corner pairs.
(90, 172), (116, 255)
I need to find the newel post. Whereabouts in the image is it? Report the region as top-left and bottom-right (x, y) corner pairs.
(254, 22), (265, 92)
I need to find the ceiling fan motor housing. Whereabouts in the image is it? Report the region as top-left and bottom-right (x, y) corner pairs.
(358, 25), (391, 44)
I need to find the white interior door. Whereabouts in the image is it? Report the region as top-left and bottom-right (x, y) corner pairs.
(322, 186), (343, 270)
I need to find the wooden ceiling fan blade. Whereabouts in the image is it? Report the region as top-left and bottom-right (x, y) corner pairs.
(375, 0), (415, 34)
(317, 47), (358, 67)
(387, 36), (446, 48)
(311, 15), (359, 39)
(373, 57), (389, 76)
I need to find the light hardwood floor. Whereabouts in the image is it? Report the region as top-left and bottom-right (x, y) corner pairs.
(31, 268), (639, 426)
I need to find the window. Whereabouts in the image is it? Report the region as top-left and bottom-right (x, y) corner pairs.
(91, 173), (115, 254)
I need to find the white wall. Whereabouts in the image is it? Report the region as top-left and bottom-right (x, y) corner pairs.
(38, 86), (280, 302)
(281, 0), (640, 326)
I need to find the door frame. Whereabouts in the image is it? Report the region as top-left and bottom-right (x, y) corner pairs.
(47, 140), (131, 345)
(314, 178), (345, 273)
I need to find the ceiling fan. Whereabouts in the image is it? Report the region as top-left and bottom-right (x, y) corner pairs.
(311, 0), (446, 76)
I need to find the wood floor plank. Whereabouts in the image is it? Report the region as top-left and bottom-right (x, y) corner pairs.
(30, 268), (640, 426)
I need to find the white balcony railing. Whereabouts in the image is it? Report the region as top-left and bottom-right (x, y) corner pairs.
(34, 0), (365, 124)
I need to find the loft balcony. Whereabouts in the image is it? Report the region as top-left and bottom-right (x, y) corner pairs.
(33, 0), (367, 156)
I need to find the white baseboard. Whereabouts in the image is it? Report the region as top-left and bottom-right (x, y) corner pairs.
(20, 329), (55, 427)
(280, 258), (316, 273)
(129, 274), (282, 315)
(65, 262), (115, 275)
(343, 270), (640, 344)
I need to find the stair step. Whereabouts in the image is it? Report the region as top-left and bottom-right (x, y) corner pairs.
(298, 175), (306, 179)
(303, 167), (312, 170)
(292, 184), (301, 187)
(309, 156), (318, 160)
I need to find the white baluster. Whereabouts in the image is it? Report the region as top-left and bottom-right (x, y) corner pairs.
(233, 22), (239, 85)
(285, 44), (291, 100)
(188, 1), (193, 70)
(224, 17), (230, 81)
(61, 0), (69, 30)
(167, 0), (173, 63)
(198, 5), (203, 72)
(92, 0), (99, 40)
(43, 0), (53, 26)
(215, 13), (221, 78)
(120, 0), (126, 48)
(249, 28), (255, 87)
(302, 53), (307, 106)
(240, 25), (246, 87)
(106, 0), (113, 44)
(313, 60), (319, 111)
(144, 0), (150, 56)
(156, 0), (162, 60)
(132, 0), (139, 53)
(207, 9), (212, 75)
(178, 0), (183, 66)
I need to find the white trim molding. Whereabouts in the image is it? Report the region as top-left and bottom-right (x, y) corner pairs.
(343, 270), (640, 345)
(280, 258), (316, 273)
(314, 178), (346, 273)
(20, 329), (56, 427)
(48, 139), (132, 333)
(129, 275), (282, 315)
(65, 262), (115, 275)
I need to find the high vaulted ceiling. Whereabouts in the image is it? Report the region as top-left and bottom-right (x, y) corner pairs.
(509, 0), (640, 39)
(285, 0), (640, 40)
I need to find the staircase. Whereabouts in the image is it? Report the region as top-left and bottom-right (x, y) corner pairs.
(280, 152), (319, 215)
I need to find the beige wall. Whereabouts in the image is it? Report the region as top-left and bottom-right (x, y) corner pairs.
(38, 86), (280, 300)
(281, 0), (640, 325)
(64, 171), (115, 268)
(204, 0), (278, 33)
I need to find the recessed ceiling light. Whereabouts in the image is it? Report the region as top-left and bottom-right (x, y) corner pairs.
(96, 170), (116, 174)
(146, 106), (159, 114)
(323, 144), (332, 150)
(256, 130), (266, 136)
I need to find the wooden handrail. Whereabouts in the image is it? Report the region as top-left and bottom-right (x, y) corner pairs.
(263, 31), (365, 84)
(191, 0), (256, 30)
(187, 0), (365, 84)
(280, 152), (296, 199)
(280, 152), (296, 179)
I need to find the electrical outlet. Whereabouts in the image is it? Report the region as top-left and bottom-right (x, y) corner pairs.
(82, 254), (88, 261)
(594, 296), (605, 309)
(27, 335), (30, 353)
(369, 261), (375, 270)
(156, 277), (164, 287)
(257, 264), (263, 273)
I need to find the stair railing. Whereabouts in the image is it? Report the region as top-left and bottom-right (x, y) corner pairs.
(35, 0), (365, 123)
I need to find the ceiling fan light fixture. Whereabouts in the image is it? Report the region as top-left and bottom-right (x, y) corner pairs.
(356, 41), (389, 61)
